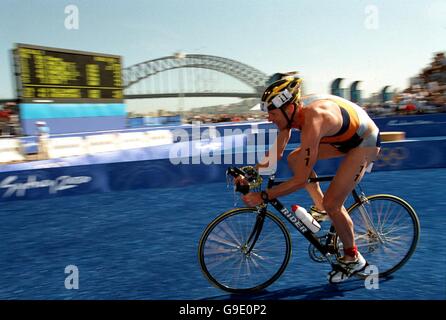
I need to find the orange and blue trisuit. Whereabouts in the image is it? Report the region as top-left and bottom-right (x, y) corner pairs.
(296, 94), (381, 153)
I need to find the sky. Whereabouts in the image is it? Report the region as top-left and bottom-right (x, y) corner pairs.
(0, 0), (445, 112)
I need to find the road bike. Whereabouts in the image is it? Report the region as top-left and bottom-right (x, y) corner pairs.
(198, 166), (420, 293)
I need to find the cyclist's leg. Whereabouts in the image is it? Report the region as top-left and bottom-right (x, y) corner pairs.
(306, 170), (325, 210)
(323, 146), (380, 261)
(288, 144), (343, 212)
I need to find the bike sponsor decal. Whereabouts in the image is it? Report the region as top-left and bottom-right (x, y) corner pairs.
(280, 207), (308, 233)
(0, 175), (92, 198)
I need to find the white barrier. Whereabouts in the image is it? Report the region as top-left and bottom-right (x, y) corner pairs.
(145, 130), (173, 147)
(118, 130), (173, 150)
(0, 129), (175, 162)
(85, 133), (119, 154)
(117, 132), (148, 150)
(0, 138), (25, 163)
(47, 137), (87, 159)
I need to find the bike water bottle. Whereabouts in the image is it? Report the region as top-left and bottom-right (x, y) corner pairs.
(291, 205), (321, 233)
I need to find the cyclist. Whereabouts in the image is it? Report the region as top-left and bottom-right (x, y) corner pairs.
(241, 73), (381, 283)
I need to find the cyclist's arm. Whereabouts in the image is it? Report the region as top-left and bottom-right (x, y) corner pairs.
(264, 113), (322, 199)
(256, 128), (291, 169)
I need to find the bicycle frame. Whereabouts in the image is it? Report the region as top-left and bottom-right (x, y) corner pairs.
(246, 174), (370, 261)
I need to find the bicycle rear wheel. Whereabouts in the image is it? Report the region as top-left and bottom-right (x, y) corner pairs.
(335, 194), (420, 277)
(198, 207), (292, 293)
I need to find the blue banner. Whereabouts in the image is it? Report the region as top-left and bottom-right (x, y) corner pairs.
(20, 103), (126, 119)
(20, 103), (127, 135)
(372, 113), (446, 137)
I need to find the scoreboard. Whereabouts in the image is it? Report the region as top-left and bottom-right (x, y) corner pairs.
(14, 43), (123, 103)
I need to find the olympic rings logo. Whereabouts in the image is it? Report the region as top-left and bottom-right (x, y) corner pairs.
(374, 147), (409, 167)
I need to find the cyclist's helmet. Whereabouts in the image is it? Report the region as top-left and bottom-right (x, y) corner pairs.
(261, 74), (302, 112)
(260, 72), (302, 128)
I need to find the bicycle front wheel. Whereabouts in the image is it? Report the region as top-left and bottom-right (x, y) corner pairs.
(336, 194), (420, 277)
(198, 208), (292, 293)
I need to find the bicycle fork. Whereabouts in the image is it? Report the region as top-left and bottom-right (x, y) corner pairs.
(242, 206), (267, 256)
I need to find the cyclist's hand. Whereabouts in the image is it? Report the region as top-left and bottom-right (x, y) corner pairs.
(234, 175), (249, 187)
(242, 192), (263, 207)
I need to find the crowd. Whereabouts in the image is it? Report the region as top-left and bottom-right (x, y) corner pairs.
(398, 52), (446, 111)
(0, 102), (20, 136)
(365, 52), (446, 116)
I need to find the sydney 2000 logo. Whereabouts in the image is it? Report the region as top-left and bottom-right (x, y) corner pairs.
(0, 175), (92, 198)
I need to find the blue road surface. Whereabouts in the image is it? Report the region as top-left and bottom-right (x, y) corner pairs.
(0, 168), (445, 300)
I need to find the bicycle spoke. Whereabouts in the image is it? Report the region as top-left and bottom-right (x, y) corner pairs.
(217, 221), (243, 247)
(208, 233), (241, 249)
(204, 247), (239, 255)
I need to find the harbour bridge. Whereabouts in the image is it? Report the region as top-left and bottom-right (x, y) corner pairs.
(122, 53), (269, 100)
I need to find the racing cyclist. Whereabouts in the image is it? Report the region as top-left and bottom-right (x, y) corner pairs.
(241, 73), (381, 283)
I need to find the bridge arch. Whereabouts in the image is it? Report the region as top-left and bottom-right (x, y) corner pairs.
(123, 54), (269, 94)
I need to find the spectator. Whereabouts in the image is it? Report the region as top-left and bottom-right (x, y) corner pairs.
(0, 109), (11, 136)
(36, 121), (50, 160)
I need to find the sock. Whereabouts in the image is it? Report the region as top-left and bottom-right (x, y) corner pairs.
(344, 245), (358, 258)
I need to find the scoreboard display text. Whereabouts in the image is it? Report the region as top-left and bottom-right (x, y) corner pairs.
(14, 44), (123, 102)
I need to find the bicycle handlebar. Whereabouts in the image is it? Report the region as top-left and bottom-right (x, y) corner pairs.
(226, 167), (250, 195)
(226, 166), (246, 178)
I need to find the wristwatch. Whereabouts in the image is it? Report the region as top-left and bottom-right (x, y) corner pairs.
(260, 191), (269, 203)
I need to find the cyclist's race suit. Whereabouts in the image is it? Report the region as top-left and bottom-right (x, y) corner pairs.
(295, 94), (381, 153)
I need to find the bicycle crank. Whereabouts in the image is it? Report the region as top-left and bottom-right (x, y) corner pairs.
(308, 240), (330, 263)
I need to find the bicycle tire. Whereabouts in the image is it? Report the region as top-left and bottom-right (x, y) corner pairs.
(198, 207), (292, 293)
(334, 194), (420, 278)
